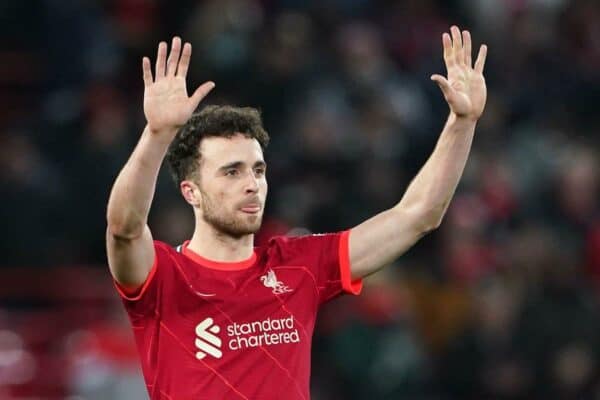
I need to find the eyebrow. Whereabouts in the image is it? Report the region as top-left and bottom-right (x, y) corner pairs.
(218, 160), (267, 172)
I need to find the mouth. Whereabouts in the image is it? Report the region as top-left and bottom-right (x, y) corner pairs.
(240, 204), (261, 214)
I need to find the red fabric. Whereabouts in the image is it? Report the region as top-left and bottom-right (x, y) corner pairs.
(114, 251), (158, 300)
(339, 231), (362, 295)
(115, 232), (362, 400)
(181, 240), (257, 271)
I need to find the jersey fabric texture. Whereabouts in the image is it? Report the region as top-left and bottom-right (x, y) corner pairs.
(114, 230), (362, 400)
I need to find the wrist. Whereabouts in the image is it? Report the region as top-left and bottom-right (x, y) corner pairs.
(144, 124), (179, 143)
(449, 112), (479, 126)
(146, 123), (179, 136)
(445, 113), (478, 138)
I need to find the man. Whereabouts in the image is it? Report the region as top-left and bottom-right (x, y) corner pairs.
(106, 26), (487, 399)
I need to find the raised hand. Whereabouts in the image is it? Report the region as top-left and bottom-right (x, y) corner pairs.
(142, 37), (215, 133)
(431, 26), (487, 121)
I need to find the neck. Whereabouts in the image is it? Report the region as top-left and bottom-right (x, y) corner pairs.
(187, 218), (255, 262)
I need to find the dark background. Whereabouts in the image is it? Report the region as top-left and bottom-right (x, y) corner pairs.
(0, 0), (599, 399)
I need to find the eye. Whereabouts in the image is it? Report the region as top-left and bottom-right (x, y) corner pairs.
(225, 169), (239, 177)
(254, 167), (266, 176)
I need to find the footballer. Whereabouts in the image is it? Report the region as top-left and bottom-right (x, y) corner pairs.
(106, 25), (487, 399)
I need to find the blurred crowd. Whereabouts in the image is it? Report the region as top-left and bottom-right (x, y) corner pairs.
(0, 0), (599, 399)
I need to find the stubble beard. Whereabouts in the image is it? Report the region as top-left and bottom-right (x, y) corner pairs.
(200, 191), (263, 238)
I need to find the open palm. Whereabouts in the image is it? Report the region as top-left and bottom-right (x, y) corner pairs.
(431, 26), (487, 121)
(143, 37), (214, 133)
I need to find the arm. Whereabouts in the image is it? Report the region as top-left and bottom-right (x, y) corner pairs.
(106, 37), (214, 288)
(349, 26), (488, 279)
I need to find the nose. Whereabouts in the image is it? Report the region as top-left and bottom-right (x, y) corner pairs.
(244, 170), (259, 194)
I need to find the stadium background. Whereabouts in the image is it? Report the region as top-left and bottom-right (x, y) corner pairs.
(1, 0), (599, 398)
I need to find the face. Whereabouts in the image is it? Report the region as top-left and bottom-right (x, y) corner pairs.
(182, 133), (268, 238)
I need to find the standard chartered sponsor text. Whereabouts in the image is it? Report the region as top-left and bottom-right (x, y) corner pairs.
(227, 316), (300, 350)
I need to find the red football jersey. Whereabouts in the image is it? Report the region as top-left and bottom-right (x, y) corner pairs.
(114, 231), (362, 400)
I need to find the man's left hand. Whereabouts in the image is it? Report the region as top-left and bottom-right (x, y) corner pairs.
(431, 26), (488, 121)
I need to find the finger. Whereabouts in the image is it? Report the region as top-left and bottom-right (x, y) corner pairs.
(450, 25), (463, 65)
(462, 30), (472, 68)
(189, 81), (216, 110)
(155, 41), (167, 79)
(167, 37), (182, 76)
(177, 42), (192, 77)
(474, 44), (488, 73)
(142, 57), (153, 87)
(442, 33), (454, 68)
(431, 74), (454, 101)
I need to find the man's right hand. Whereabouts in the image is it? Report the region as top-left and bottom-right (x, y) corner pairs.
(143, 37), (215, 135)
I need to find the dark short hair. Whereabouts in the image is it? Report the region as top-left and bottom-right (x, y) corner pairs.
(166, 105), (270, 185)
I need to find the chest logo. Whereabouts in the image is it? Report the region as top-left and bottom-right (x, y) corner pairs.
(195, 318), (222, 360)
(260, 269), (293, 295)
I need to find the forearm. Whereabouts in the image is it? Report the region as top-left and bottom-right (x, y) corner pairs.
(347, 27), (487, 279)
(106, 125), (176, 238)
(395, 113), (476, 231)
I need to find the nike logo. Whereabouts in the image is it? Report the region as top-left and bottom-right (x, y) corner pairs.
(194, 291), (216, 297)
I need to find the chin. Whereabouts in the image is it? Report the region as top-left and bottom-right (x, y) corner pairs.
(228, 216), (262, 236)
(245, 220), (263, 234)
(205, 215), (260, 237)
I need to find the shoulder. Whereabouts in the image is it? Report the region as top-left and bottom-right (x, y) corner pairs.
(264, 232), (346, 261)
(152, 240), (188, 266)
(153, 240), (180, 255)
(269, 232), (344, 245)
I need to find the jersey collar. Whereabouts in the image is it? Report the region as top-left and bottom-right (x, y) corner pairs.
(181, 240), (257, 271)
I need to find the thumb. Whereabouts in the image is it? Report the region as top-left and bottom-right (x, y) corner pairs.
(430, 74), (453, 100)
(190, 81), (216, 110)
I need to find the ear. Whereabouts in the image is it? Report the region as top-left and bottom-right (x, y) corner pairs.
(180, 180), (201, 206)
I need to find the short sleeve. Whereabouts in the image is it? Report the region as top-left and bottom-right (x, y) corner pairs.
(272, 230), (363, 305)
(113, 241), (173, 318)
